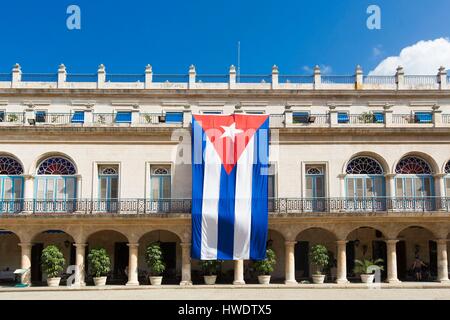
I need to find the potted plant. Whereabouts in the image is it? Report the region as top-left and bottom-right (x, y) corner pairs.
(143, 114), (153, 124)
(358, 112), (375, 124)
(145, 242), (166, 285)
(354, 258), (384, 283)
(7, 114), (18, 122)
(253, 248), (277, 284)
(309, 244), (330, 284)
(41, 245), (65, 287)
(200, 260), (222, 285)
(88, 248), (111, 286)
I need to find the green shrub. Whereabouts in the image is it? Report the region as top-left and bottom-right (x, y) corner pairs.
(145, 242), (166, 276)
(253, 248), (277, 276)
(354, 259), (384, 274)
(200, 260), (222, 276)
(309, 245), (330, 275)
(41, 245), (65, 278)
(88, 248), (111, 278)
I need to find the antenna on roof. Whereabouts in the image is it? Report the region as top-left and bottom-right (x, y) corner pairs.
(237, 41), (240, 83)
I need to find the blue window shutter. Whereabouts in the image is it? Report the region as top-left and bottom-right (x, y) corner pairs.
(293, 112), (309, 124)
(166, 112), (183, 123)
(36, 111), (47, 122)
(338, 112), (349, 123)
(115, 112), (132, 123)
(415, 112), (432, 123)
(0, 111), (4, 122)
(374, 112), (384, 123)
(71, 111), (85, 123)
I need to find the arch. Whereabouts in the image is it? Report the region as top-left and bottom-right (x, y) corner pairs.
(31, 152), (78, 175)
(344, 225), (388, 240)
(137, 229), (182, 243)
(0, 155), (24, 175)
(393, 152), (438, 175)
(346, 156), (384, 175)
(342, 152), (389, 175)
(396, 225), (437, 239)
(30, 228), (77, 243)
(295, 226), (338, 240)
(85, 228), (130, 243)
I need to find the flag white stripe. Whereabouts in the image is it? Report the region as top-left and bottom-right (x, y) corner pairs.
(200, 137), (221, 259)
(233, 137), (255, 259)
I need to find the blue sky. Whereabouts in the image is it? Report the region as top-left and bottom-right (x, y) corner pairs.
(0, 0), (449, 75)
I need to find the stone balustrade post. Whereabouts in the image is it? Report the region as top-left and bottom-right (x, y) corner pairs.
(57, 64), (67, 88)
(97, 64), (106, 89)
(229, 65), (236, 89)
(11, 63), (21, 88)
(271, 65), (279, 89)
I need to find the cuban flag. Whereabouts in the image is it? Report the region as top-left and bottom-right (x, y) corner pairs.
(191, 114), (269, 261)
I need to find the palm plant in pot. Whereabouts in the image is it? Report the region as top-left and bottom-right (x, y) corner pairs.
(309, 244), (330, 284)
(253, 248), (276, 284)
(145, 242), (166, 285)
(88, 248), (111, 286)
(354, 258), (384, 283)
(41, 245), (65, 287)
(200, 260), (222, 285)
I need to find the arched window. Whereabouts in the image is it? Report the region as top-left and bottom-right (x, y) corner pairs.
(345, 156), (386, 211)
(394, 156), (434, 210)
(35, 157), (77, 211)
(395, 156), (432, 174)
(37, 157), (76, 175)
(0, 156), (24, 175)
(346, 157), (384, 175)
(150, 165), (171, 212)
(98, 165), (119, 212)
(0, 156), (24, 213)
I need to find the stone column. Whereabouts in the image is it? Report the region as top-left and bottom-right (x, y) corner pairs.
(126, 243), (139, 286)
(233, 260), (245, 285)
(74, 243), (87, 286)
(284, 241), (297, 284)
(19, 242), (32, 285)
(180, 242), (193, 285)
(386, 239), (400, 283)
(336, 240), (348, 284)
(437, 239), (449, 282)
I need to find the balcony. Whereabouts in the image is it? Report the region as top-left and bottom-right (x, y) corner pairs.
(0, 197), (449, 215)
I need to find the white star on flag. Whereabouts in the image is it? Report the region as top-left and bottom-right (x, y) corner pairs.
(220, 123), (243, 142)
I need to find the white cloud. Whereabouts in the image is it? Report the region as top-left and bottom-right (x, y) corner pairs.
(369, 38), (450, 75)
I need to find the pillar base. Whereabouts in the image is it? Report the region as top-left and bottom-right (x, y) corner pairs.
(180, 281), (193, 286)
(284, 280), (298, 285)
(233, 280), (246, 285)
(387, 279), (401, 284)
(336, 279), (349, 284)
(125, 281), (140, 286)
(438, 279), (450, 283)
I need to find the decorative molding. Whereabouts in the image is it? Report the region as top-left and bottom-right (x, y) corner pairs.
(286, 101), (312, 107)
(0, 100), (8, 106)
(162, 101), (189, 106)
(327, 101), (352, 108)
(368, 101), (394, 107)
(197, 101), (226, 106)
(240, 101), (268, 107)
(409, 101), (438, 107)
(22, 100), (51, 106)
(111, 101), (140, 107)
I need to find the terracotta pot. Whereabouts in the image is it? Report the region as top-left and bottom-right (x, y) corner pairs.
(312, 274), (326, 284)
(93, 276), (107, 286)
(360, 274), (375, 284)
(47, 277), (61, 287)
(149, 276), (163, 285)
(258, 275), (271, 285)
(204, 275), (217, 285)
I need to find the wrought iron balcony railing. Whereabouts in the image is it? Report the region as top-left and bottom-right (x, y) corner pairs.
(0, 197), (449, 215)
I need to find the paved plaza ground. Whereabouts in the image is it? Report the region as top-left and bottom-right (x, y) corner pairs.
(1, 283), (450, 300)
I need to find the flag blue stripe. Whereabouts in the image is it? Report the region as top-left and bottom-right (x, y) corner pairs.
(191, 118), (206, 260)
(250, 118), (269, 260)
(217, 165), (236, 260)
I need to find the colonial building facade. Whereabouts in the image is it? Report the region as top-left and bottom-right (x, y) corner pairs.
(1, 63), (450, 286)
